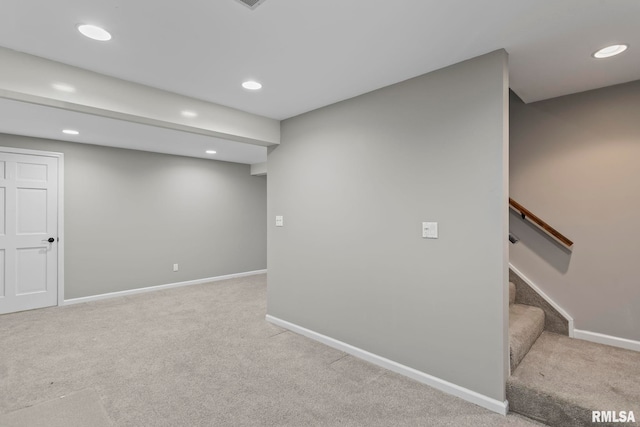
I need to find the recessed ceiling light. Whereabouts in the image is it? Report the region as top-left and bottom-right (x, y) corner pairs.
(181, 110), (198, 118)
(206, 150), (217, 154)
(62, 129), (79, 135)
(242, 80), (262, 90)
(52, 83), (76, 93)
(593, 44), (628, 59)
(77, 24), (112, 41)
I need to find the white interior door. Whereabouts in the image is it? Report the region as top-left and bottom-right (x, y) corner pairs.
(0, 151), (59, 314)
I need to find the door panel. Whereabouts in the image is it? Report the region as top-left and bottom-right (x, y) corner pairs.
(0, 187), (5, 236)
(17, 188), (48, 234)
(17, 162), (48, 182)
(0, 151), (58, 314)
(16, 247), (48, 295)
(0, 249), (4, 297)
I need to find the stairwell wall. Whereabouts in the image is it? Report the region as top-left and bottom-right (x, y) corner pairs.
(268, 50), (510, 402)
(510, 80), (640, 342)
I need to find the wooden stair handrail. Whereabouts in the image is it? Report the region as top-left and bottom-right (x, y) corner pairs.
(509, 198), (574, 248)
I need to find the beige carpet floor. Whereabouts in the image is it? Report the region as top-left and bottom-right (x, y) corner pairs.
(0, 388), (111, 427)
(508, 331), (640, 427)
(1, 274), (541, 426)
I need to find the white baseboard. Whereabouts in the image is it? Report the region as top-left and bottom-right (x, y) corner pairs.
(266, 315), (508, 416)
(573, 329), (640, 352)
(64, 269), (267, 305)
(508, 263), (575, 337)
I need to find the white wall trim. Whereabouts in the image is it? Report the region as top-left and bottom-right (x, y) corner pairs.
(573, 329), (640, 352)
(509, 263), (575, 337)
(57, 154), (65, 308)
(0, 146), (65, 310)
(266, 315), (509, 416)
(64, 269), (267, 305)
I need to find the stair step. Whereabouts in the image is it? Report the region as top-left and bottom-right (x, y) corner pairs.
(509, 281), (516, 306)
(509, 303), (544, 373)
(508, 331), (640, 426)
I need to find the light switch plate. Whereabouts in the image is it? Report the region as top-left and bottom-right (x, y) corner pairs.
(276, 215), (284, 227)
(422, 222), (438, 239)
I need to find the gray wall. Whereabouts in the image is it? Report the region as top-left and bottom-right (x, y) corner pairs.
(268, 50), (509, 401)
(510, 80), (640, 341)
(0, 133), (267, 299)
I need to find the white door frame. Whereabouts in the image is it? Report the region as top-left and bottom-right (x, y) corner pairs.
(0, 146), (65, 307)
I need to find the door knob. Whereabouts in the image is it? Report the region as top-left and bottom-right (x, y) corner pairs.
(48, 237), (55, 243)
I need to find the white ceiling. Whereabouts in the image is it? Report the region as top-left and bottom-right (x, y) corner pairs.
(0, 98), (267, 164)
(0, 0), (638, 162)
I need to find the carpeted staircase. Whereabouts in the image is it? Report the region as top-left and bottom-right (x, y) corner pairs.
(508, 281), (544, 373)
(507, 280), (640, 427)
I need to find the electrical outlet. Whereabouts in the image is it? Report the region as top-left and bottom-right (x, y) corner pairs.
(173, 263), (179, 272)
(422, 222), (438, 239)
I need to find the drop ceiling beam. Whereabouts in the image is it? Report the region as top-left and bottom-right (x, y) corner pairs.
(0, 47), (280, 147)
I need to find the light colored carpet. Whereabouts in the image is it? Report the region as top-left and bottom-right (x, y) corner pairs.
(508, 331), (640, 427)
(509, 282), (516, 306)
(1, 274), (541, 426)
(509, 269), (569, 336)
(509, 304), (545, 372)
(0, 388), (111, 427)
